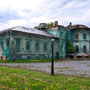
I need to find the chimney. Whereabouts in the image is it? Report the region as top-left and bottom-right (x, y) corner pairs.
(54, 21), (58, 27)
(69, 22), (72, 26)
(39, 23), (45, 29)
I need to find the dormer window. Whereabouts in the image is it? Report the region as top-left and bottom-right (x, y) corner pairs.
(75, 34), (79, 39)
(83, 34), (86, 39)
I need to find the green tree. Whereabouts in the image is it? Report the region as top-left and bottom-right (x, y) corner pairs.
(55, 51), (59, 59)
(34, 22), (54, 29)
(34, 26), (39, 29)
(66, 40), (75, 55)
(47, 22), (53, 28)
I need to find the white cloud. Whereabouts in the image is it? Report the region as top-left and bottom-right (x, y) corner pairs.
(0, 0), (90, 30)
(0, 19), (29, 30)
(62, 1), (87, 9)
(0, 0), (45, 11)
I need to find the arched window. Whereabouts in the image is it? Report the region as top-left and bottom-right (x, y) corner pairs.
(75, 45), (79, 53)
(83, 45), (87, 53)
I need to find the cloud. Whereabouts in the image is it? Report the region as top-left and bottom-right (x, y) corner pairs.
(0, 9), (21, 23)
(0, 0), (90, 30)
(0, 0), (45, 11)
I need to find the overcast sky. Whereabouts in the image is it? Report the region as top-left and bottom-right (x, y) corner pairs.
(0, 0), (90, 30)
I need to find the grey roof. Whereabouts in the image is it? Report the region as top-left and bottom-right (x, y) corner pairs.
(68, 24), (89, 29)
(0, 26), (52, 37)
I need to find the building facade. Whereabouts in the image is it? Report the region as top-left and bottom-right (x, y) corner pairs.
(0, 26), (54, 60)
(69, 24), (90, 54)
(0, 22), (90, 60)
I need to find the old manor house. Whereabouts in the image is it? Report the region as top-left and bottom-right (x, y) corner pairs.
(0, 21), (90, 60)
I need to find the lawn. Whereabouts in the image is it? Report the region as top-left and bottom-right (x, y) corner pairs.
(0, 59), (58, 63)
(0, 66), (90, 90)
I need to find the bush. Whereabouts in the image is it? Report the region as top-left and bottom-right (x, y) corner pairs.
(55, 51), (59, 59)
(66, 40), (75, 55)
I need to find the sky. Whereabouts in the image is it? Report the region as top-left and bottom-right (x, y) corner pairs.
(0, 0), (90, 30)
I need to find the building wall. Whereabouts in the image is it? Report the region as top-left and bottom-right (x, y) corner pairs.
(46, 26), (68, 58)
(0, 33), (12, 60)
(0, 31), (60, 60)
(71, 29), (90, 53)
(1, 26), (90, 60)
(11, 32), (54, 60)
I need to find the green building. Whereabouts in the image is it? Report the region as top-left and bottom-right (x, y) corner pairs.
(68, 23), (90, 54)
(0, 21), (90, 60)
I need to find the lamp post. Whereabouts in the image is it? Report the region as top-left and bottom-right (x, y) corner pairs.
(51, 36), (55, 75)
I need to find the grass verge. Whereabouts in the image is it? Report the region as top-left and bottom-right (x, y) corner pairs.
(0, 66), (90, 90)
(0, 59), (58, 63)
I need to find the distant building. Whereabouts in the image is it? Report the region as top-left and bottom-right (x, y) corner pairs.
(0, 21), (90, 60)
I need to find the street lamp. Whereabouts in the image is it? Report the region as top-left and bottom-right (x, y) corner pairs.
(51, 35), (55, 75)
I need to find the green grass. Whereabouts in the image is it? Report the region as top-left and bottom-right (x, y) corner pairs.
(0, 66), (90, 90)
(0, 59), (58, 63)
(87, 65), (90, 67)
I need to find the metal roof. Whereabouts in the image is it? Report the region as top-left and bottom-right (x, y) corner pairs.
(69, 24), (89, 29)
(0, 26), (52, 37)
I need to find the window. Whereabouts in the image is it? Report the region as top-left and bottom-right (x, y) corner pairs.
(26, 41), (30, 50)
(15, 38), (20, 51)
(35, 42), (39, 51)
(60, 32), (63, 37)
(75, 34), (79, 39)
(0, 39), (3, 48)
(0, 39), (1, 44)
(75, 45), (79, 53)
(6, 38), (9, 49)
(44, 42), (47, 52)
(83, 45), (87, 53)
(83, 34), (86, 39)
(16, 38), (20, 46)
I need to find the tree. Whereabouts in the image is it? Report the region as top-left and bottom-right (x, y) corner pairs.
(34, 22), (54, 29)
(66, 40), (75, 55)
(55, 51), (59, 59)
(34, 26), (39, 29)
(47, 22), (53, 28)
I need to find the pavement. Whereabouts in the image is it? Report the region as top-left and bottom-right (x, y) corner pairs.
(0, 60), (90, 77)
